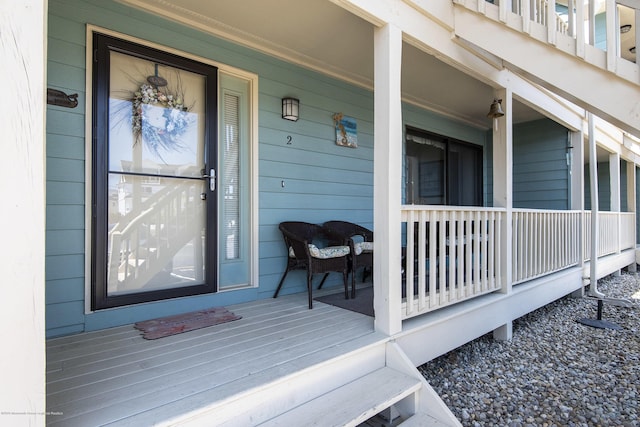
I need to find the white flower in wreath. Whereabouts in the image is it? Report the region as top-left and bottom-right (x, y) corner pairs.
(131, 83), (192, 160)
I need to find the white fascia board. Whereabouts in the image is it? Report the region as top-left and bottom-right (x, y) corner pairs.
(403, 0), (454, 30)
(623, 133), (640, 164)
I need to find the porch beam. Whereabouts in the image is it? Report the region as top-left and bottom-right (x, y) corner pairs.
(373, 23), (403, 336)
(1, 0), (47, 423)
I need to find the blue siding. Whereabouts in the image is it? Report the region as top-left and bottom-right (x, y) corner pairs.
(585, 159), (629, 212)
(513, 119), (570, 209)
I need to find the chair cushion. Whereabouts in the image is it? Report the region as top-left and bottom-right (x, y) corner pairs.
(354, 241), (373, 255)
(289, 244), (350, 259)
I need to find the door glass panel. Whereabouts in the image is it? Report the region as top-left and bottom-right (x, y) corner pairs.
(108, 51), (205, 177)
(405, 130), (483, 206)
(406, 134), (445, 204)
(105, 50), (208, 297)
(218, 74), (251, 289)
(448, 142), (482, 206)
(107, 175), (205, 295)
(222, 92), (240, 261)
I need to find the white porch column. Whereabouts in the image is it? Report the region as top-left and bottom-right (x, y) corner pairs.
(627, 162), (637, 272)
(492, 88), (513, 295)
(373, 23), (403, 336)
(492, 88), (513, 340)
(0, 0), (47, 425)
(610, 153), (621, 212)
(610, 153), (621, 263)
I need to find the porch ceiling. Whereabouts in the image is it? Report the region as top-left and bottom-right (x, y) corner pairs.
(120, 0), (545, 129)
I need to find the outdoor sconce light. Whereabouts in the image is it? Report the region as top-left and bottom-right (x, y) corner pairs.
(282, 97), (299, 121)
(620, 24), (632, 34)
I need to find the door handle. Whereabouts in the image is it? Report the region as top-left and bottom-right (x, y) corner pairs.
(202, 168), (216, 191)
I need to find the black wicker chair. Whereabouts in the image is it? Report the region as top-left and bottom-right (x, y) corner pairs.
(323, 220), (373, 298)
(273, 221), (351, 309)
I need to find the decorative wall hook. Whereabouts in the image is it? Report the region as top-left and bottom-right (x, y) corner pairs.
(47, 88), (78, 108)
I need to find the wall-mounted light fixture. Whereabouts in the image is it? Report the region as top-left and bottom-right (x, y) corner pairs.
(620, 24), (632, 34)
(282, 97), (299, 121)
(487, 98), (505, 119)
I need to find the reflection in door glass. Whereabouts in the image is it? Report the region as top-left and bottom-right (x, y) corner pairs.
(107, 175), (206, 295)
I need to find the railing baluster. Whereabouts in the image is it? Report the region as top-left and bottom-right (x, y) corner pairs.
(418, 210), (427, 310)
(438, 211), (447, 305)
(481, 210), (488, 291)
(429, 211), (437, 308)
(488, 211), (495, 288)
(406, 211), (415, 315)
(449, 210), (458, 303)
(456, 211), (466, 300)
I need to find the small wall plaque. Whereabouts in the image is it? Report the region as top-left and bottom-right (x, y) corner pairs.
(332, 113), (357, 148)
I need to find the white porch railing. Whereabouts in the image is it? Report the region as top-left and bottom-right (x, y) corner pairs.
(400, 207), (636, 320)
(583, 211), (636, 260)
(512, 209), (582, 284)
(400, 206), (505, 319)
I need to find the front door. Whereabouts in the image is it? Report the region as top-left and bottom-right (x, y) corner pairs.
(91, 33), (218, 309)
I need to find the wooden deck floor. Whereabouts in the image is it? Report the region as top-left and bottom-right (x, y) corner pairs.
(46, 287), (379, 426)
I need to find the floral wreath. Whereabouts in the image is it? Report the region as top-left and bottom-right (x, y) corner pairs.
(131, 81), (193, 160)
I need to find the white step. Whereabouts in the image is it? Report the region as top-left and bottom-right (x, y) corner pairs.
(258, 367), (422, 427)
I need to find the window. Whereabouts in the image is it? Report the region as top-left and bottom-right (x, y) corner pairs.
(405, 128), (483, 206)
(218, 73), (252, 289)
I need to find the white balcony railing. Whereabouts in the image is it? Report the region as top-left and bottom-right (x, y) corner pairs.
(400, 206), (636, 320)
(504, 0), (637, 67)
(512, 0), (570, 34)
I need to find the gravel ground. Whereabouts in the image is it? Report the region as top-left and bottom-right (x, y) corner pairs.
(418, 272), (640, 427)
